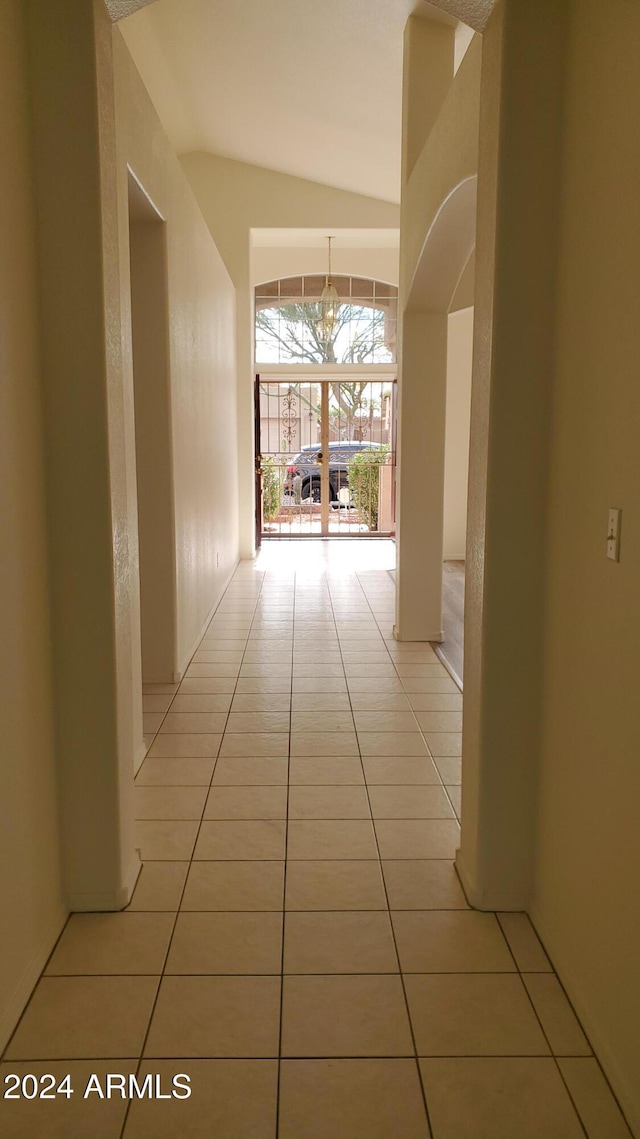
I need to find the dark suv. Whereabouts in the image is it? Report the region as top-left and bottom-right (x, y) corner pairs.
(284, 440), (386, 503)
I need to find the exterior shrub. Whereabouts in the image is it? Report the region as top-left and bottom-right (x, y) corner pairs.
(262, 456), (282, 522)
(347, 446), (389, 530)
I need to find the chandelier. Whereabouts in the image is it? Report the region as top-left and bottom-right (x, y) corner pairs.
(318, 236), (340, 342)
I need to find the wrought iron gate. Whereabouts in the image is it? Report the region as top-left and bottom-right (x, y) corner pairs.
(255, 376), (396, 538)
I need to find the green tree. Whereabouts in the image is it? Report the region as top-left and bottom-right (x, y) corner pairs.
(256, 300), (390, 439)
(347, 445), (389, 530)
(261, 456), (282, 523)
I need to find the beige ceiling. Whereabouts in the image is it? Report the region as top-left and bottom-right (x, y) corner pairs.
(105, 0), (155, 18)
(119, 0), (492, 204)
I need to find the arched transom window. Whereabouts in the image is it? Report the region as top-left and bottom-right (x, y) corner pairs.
(255, 275), (397, 365)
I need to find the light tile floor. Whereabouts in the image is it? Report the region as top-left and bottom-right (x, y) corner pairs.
(1, 540), (633, 1137)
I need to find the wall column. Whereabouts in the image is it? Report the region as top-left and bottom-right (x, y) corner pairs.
(457, 0), (567, 908)
(395, 16), (454, 642)
(395, 309), (448, 640)
(28, 0), (140, 909)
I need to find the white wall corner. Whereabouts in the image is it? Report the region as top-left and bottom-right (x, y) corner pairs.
(67, 850), (142, 913)
(117, 849), (143, 909)
(454, 848), (477, 907)
(456, 850), (530, 913)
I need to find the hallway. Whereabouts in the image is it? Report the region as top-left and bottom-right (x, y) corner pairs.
(1, 544), (627, 1138)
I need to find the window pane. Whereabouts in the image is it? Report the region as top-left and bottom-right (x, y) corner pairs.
(254, 277), (398, 364)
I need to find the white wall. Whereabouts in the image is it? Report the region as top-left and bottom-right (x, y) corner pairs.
(454, 23), (476, 74)
(114, 33), (240, 676)
(128, 191), (176, 684)
(0, 1), (241, 1051)
(532, 0), (640, 1127)
(0, 0), (66, 1050)
(395, 26), (479, 641)
(455, 0), (640, 1126)
(443, 307), (473, 559)
(251, 246), (399, 290)
(401, 35), (481, 305)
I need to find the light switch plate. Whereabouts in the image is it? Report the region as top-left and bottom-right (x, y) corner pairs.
(606, 508), (621, 561)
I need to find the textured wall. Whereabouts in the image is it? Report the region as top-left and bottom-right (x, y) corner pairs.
(114, 31), (240, 675)
(443, 308), (474, 559)
(532, 0), (640, 1128)
(0, 0), (66, 1050)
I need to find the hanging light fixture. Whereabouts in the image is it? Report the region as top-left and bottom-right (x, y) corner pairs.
(318, 236), (340, 341)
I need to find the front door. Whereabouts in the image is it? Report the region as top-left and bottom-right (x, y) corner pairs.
(255, 376), (395, 538)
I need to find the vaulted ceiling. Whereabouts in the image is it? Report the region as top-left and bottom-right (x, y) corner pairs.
(116, 0), (493, 204)
(107, 0), (492, 30)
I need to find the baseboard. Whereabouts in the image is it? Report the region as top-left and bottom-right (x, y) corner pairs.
(174, 559), (240, 681)
(433, 643), (463, 691)
(529, 903), (640, 1137)
(0, 902), (68, 1053)
(454, 849), (530, 912)
(454, 848), (476, 906)
(67, 849), (142, 913)
(393, 624), (444, 643)
(116, 849), (143, 909)
(134, 737), (148, 776)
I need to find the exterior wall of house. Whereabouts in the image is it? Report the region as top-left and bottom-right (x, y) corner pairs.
(532, 0), (640, 1128)
(0, 0), (66, 1051)
(181, 152), (399, 557)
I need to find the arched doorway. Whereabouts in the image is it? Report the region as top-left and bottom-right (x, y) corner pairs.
(395, 176), (477, 643)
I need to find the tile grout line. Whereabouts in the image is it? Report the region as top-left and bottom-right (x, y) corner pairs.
(355, 573), (594, 1137)
(2, 574), (265, 1076)
(356, 570), (458, 820)
(356, 571), (477, 1127)
(494, 910), (616, 1139)
(329, 572), (435, 1138)
(501, 939), (592, 1139)
(29, 967), (589, 979)
(274, 566), (295, 1139)
(486, 909), (594, 1127)
(141, 568), (263, 760)
(6, 549), (623, 1137)
(119, 571), (263, 1138)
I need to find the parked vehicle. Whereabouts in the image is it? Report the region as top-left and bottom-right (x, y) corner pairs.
(284, 440), (386, 503)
